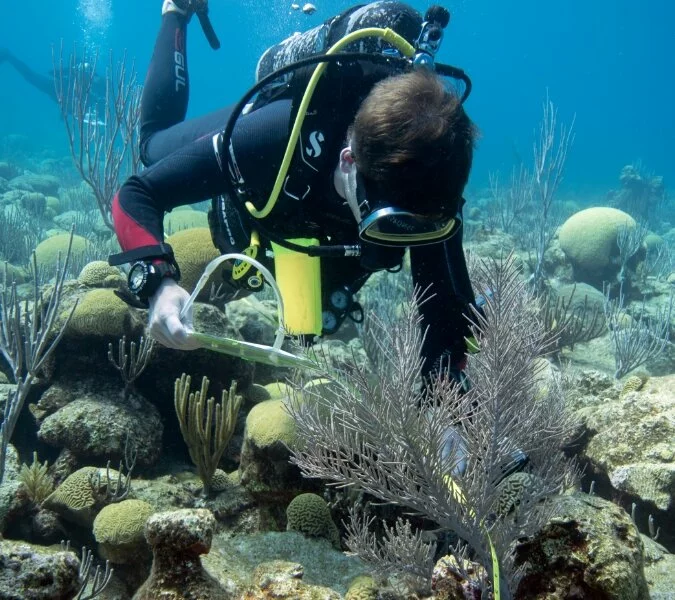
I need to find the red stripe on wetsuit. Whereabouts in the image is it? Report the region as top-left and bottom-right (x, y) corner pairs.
(112, 191), (161, 252)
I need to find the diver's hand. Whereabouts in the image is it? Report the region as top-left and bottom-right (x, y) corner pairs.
(148, 278), (200, 350)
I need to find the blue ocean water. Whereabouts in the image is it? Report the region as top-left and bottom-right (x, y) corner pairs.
(0, 0), (673, 193)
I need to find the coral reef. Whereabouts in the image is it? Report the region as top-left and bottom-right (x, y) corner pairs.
(43, 465), (126, 527)
(0, 539), (80, 599)
(559, 207), (638, 285)
(286, 492), (341, 549)
(34, 232), (90, 273)
(165, 227), (223, 294)
(133, 508), (228, 600)
(515, 493), (650, 600)
(93, 498), (154, 564)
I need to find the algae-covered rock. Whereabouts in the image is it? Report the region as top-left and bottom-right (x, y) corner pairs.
(133, 508), (228, 600)
(642, 535), (675, 599)
(576, 373), (675, 539)
(286, 493), (341, 549)
(203, 530), (368, 598)
(9, 172), (61, 195)
(0, 443), (26, 535)
(93, 499), (154, 564)
(37, 379), (163, 466)
(0, 539), (80, 599)
(515, 493), (650, 600)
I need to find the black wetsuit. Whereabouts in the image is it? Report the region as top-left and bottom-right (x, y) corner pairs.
(0, 48), (105, 111)
(112, 1), (477, 376)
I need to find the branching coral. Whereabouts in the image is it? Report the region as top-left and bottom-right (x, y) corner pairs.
(174, 374), (242, 496)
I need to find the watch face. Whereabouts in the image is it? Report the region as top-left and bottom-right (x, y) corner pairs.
(128, 263), (148, 294)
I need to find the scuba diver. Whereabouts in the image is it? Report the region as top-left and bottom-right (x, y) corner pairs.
(0, 47), (106, 113)
(108, 0), (479, 384)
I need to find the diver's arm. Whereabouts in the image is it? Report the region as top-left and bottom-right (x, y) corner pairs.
(2, 50), (57, 102)
(410, 215), (476, 378)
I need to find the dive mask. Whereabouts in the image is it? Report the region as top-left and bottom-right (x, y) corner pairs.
(342, 161), (461, 247)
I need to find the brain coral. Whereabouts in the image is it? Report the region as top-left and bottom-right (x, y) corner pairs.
(164, 209), (209, 233)
(345, 575), (378, 600)
(35, 233), (90, 273)
(93, 499), (154, 564)
(77, 261), (123, 288)
(66, 288), (132, 338)
(559, 207), (636, 276)
(286, 492), (341, 549)
(245, 398), (297, 450)
(42, 466), (120, 527)
(166, 227), (222, 294)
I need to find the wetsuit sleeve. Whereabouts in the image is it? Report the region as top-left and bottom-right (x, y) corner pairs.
(112, 98), (293, 256)
(410, 216), (476, 377)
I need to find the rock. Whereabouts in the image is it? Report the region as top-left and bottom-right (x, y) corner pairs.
(203, 530), (369, 598)
(133, 508), (228, 600)
(130, 476), (196, 513)
(37, 378), (163, 467)
(574, 374), (675, 548)
(250, 561), (341, 599)
(515, 493), (650, 600)
(0, 161), (18, 180)
(0, 443), (26, 534)
(30, 508), (68, 545)
(641, 535), (675, 599)
(19, 191), (47, 216)
(137, 302), (254, 417)
(9, 172), (61, 195)
(0, 539), (81, 599)
(226, 296), (278, 346)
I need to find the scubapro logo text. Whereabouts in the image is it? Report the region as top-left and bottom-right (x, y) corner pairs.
(306, 131), (325, 158)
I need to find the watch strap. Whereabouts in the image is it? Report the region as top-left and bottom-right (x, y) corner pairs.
(109, 243), (178, 271)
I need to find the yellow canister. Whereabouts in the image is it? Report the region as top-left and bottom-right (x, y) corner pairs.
(271, 239), (322, 336)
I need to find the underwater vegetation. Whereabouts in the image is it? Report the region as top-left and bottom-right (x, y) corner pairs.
(0, 28), (672, 600)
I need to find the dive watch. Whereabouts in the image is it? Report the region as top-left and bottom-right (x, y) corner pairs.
(127, 260), (179, 301)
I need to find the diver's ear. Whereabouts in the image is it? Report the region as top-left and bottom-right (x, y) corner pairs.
(339, 146), (355, 173)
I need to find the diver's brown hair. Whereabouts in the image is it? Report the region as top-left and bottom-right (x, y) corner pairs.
(351, 69), (476, 213)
